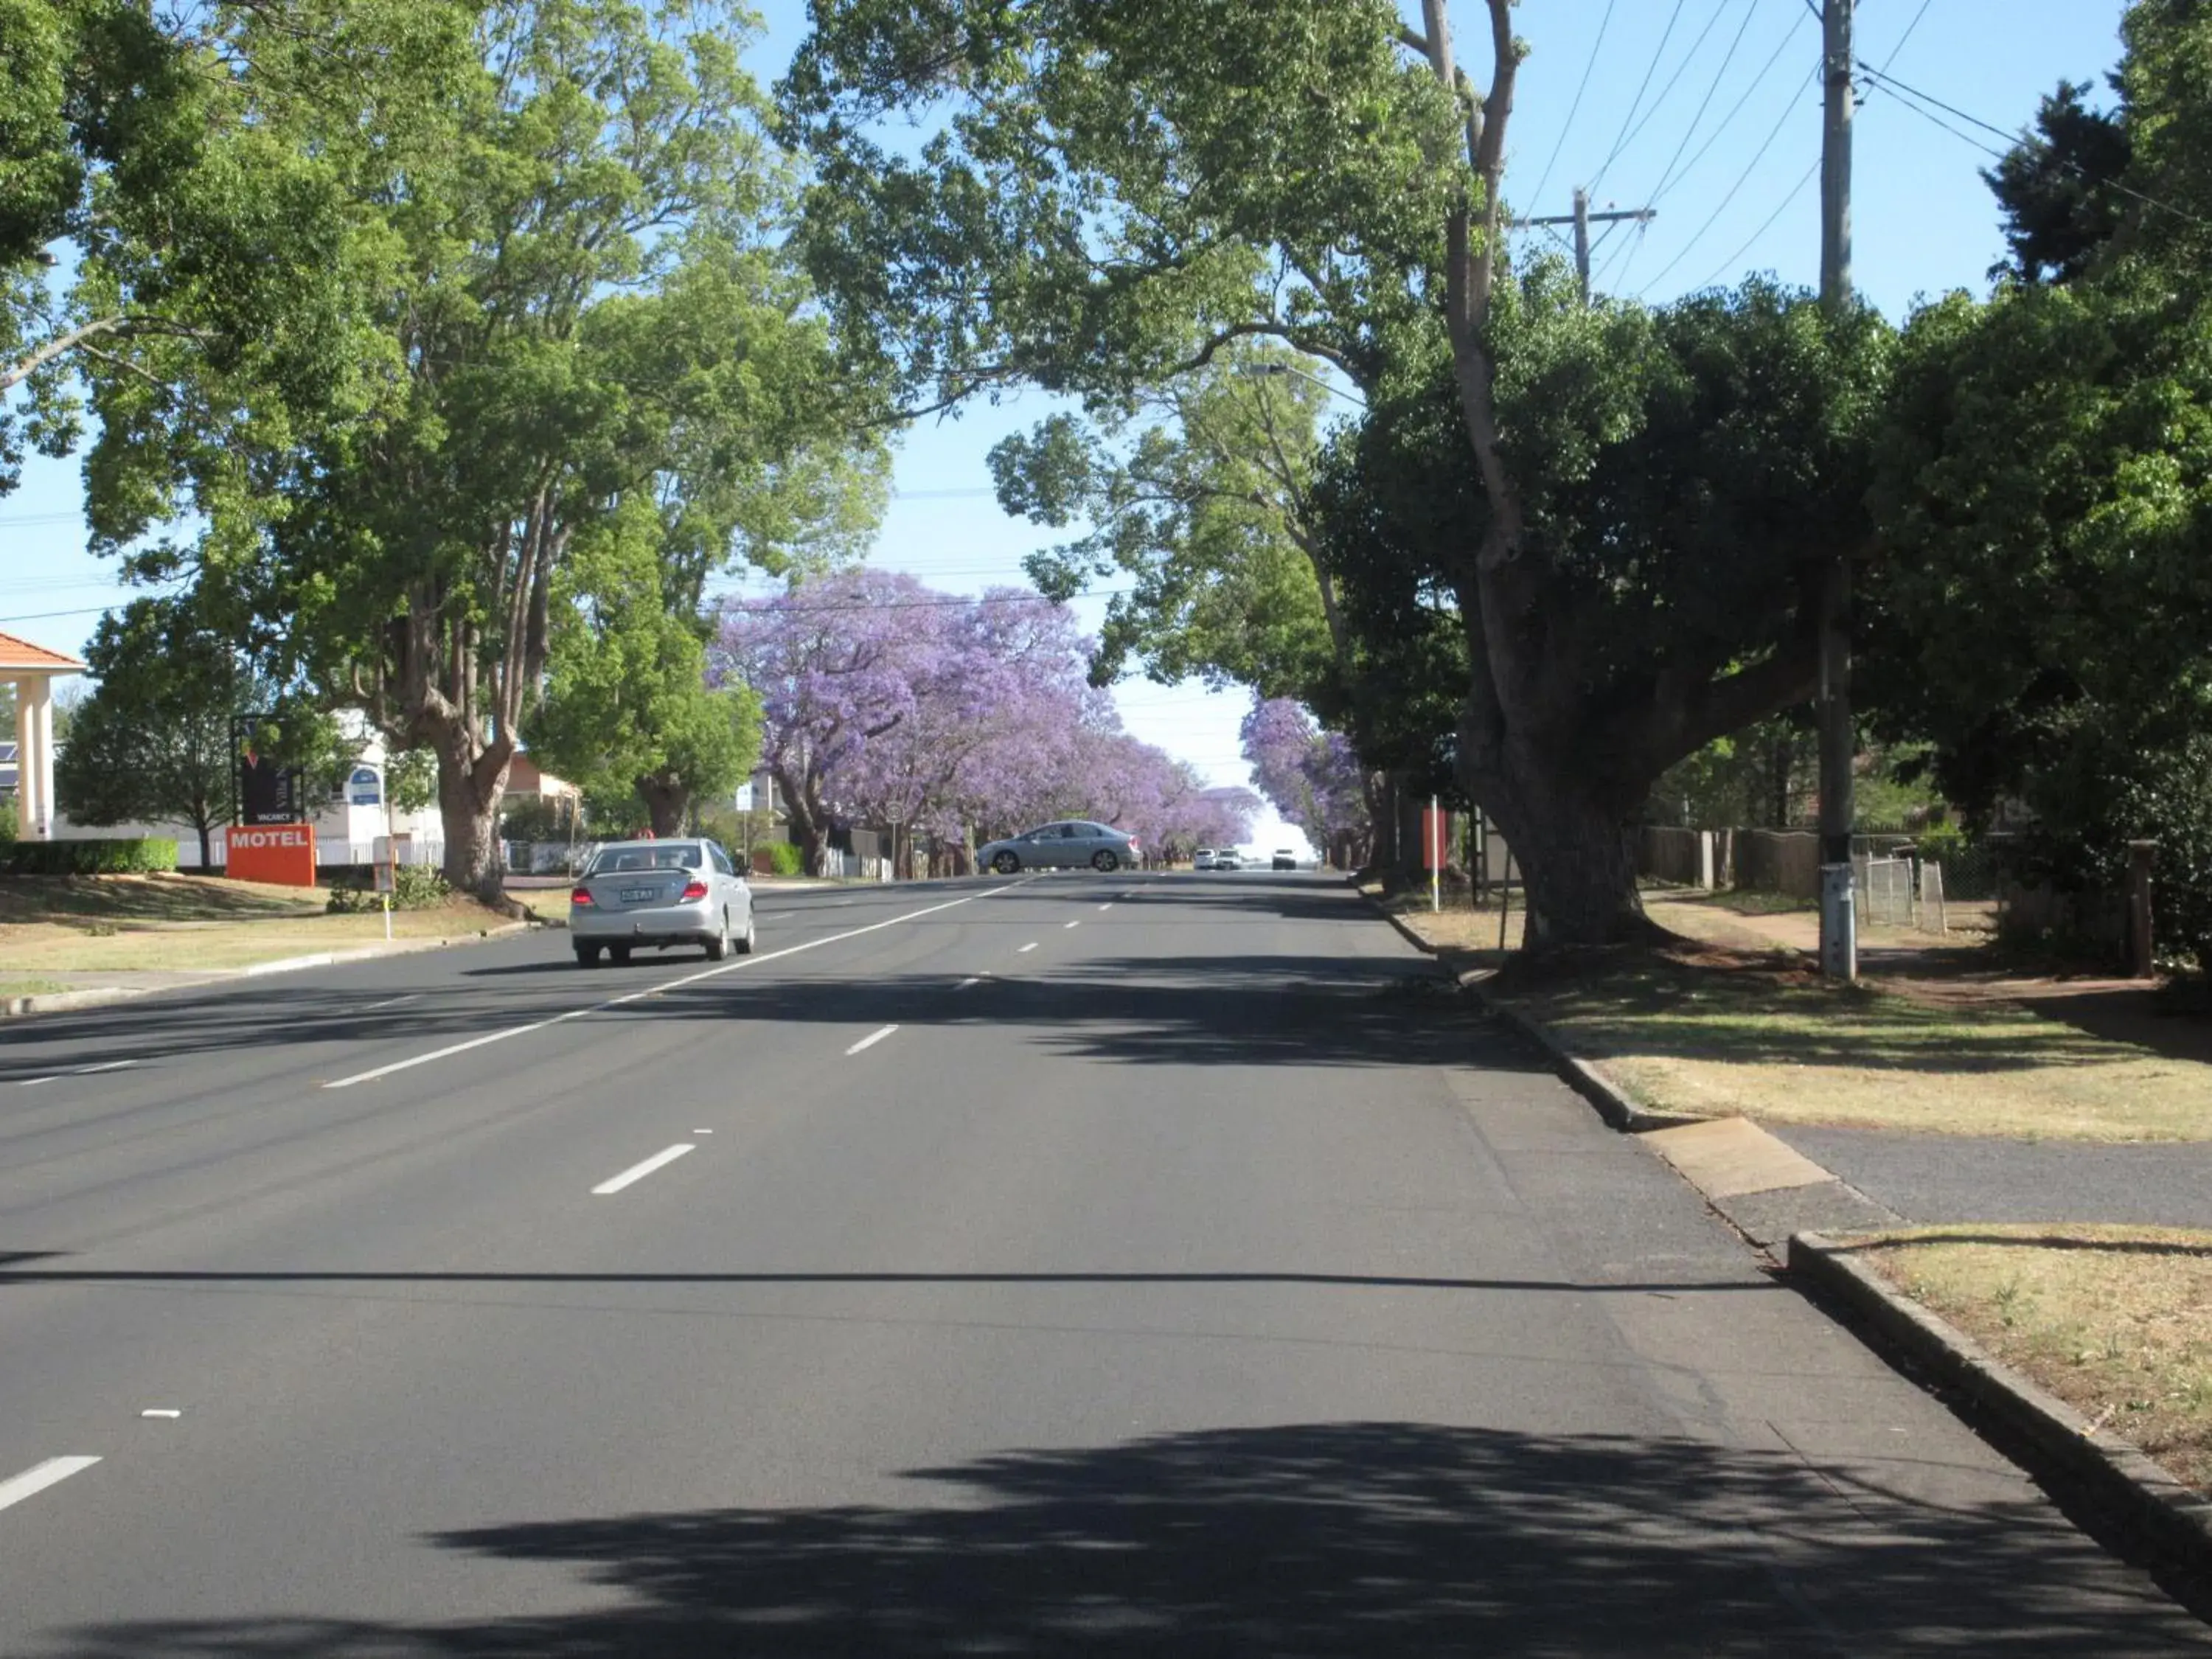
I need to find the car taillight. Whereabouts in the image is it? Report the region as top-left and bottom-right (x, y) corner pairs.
(571, 887), (593, 905)
(681, 880), (709, 901)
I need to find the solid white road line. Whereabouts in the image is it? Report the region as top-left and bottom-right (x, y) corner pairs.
(956, 976), (982, 990)
(0, 1456), (100, 1515)
(591, 1144), (695, 1196)
(845, 1024), (899, 1056)
(324, 884), (1029, 1090)
(1017, 942), (1039, 954)
(362, 995), (419, 1011)
(17, 1077), (56, 1088)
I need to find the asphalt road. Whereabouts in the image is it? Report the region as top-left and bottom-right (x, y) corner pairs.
(0, 872), (2203, 1655)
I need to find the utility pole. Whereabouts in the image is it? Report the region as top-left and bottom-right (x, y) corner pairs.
(1511, 188), (1655, 305)
(1817, 0), (1857, 981)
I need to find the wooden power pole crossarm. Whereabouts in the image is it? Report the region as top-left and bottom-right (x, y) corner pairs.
(1512, 192), (1656, 304)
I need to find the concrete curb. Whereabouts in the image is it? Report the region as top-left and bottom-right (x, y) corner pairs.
(1363, 895), (1691, 1133)
(1790, 1229), (2212, 1580)
(0, 920), (538, 1020)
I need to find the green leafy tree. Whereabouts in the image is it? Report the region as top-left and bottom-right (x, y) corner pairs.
(532, 501), (765, 836)
(995, 351), (1342, 700)
(104, 0), (882, 899)
(781, 0), (1891, 944)
(1984, 80), (2132, 285)
(52, 595), (343, 868)
(1869, 0), (2212, 961)
(3, 0), (470, 498)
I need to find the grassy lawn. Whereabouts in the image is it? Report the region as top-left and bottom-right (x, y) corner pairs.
(0, 978), (74, 999)
(0, 873), (529, 975)
(1494, 953), (2212, 1141)
(0, 871), (325, 925)
(1848, 1225), (2212, 1495)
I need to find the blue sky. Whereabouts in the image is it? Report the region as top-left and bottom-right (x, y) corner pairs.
(0, 0), (2135, 851)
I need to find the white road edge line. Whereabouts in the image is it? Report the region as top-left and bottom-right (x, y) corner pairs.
(591, 1143), (695, 1196)
(1064, 920), (1080, 929)
(956, 976), (981, 990)
(74, 1060), (136, 1075)
(0, 1456), (100, 1515)
(845, 1023), (899, 1056)
(1017, 942), (1039, 953)
(324, 883), (1031, 1089)
(17, 1077), (57, 1088)
(363, 995), (418, 1011)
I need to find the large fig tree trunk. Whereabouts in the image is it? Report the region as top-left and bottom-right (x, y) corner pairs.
(637, 773), (689, 839)
(437, 732), (512, 900)
(1477, 747), (1651, 949)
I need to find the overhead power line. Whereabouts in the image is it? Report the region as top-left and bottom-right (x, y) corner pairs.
(1637, 59), (1820, 296)
(1525, 0), (1618, 211)
(1859, 60), (2208, 229)
(1594, 0), (1738, 192)
(1692, 157), (1821, 291)
(1590, 0), (1689, 195)
(1649, 0), (1760, 202)
(1652, 6), (1814, 205)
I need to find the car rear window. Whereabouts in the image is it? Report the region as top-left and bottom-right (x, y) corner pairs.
(591, 844), (700, 874)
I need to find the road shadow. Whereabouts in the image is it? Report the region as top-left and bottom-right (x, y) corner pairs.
(0, 880), (1509, 1084)
(45, 1421), (2202, 1655)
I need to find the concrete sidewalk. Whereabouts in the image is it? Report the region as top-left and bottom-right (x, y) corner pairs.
(1773, 1124), (2212, 1229)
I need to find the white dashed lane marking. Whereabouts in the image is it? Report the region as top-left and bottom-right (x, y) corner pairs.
(591, 1144), (696, 1196)
(845, 1025), (899, 1056)
(0, 1457), (100, 1515)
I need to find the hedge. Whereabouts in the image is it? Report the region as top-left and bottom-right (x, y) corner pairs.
(2, 838), (180, 875)
(755, 842), (805, 877)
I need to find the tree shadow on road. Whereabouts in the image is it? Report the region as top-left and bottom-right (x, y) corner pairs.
(46, 1422), (2202, 1656)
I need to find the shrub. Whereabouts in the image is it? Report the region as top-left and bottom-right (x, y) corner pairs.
(759, 842), (805, 877)
(500, 794), (571, 843)
(326, 864), (451, 912)
(2, 838), (178, 875)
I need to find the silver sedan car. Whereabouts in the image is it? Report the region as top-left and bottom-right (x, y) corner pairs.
(569, 838), (755, 966)
(978, 820), (1139, 874)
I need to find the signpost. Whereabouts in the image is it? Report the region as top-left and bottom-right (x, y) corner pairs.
(232, 714), (303, 827)
(372, 834), (410, 942)
(226, 822), (317, 886)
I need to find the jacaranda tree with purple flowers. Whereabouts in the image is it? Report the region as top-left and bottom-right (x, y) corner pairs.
(1241, 698), (1371, 869)
(716, 571), (1232, 873)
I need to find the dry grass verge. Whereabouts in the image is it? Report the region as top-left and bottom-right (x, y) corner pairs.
(1492, 949), (2212, 1141)
(1850, 1225), (2212, 1495)
(0, 873), (526, 974)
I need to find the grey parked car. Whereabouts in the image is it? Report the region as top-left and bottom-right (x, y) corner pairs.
(978, 821), (1139, 874)
(569, 838), (755, 966)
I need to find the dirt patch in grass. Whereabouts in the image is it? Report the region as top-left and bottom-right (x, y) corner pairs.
(1849, 1225), (2212, 1495)
(1366, 883), (1523, 975)
(1489, 945), (2212, 1141)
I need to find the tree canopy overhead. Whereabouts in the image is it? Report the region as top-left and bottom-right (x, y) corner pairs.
(782, 0), (1896, 945)
(74, 0), (887, 896)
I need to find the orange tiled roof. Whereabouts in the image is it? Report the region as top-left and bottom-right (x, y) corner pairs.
(0, 629), (87, 672)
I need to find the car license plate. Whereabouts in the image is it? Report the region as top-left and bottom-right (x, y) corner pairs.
(621, 887), (657, 902)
